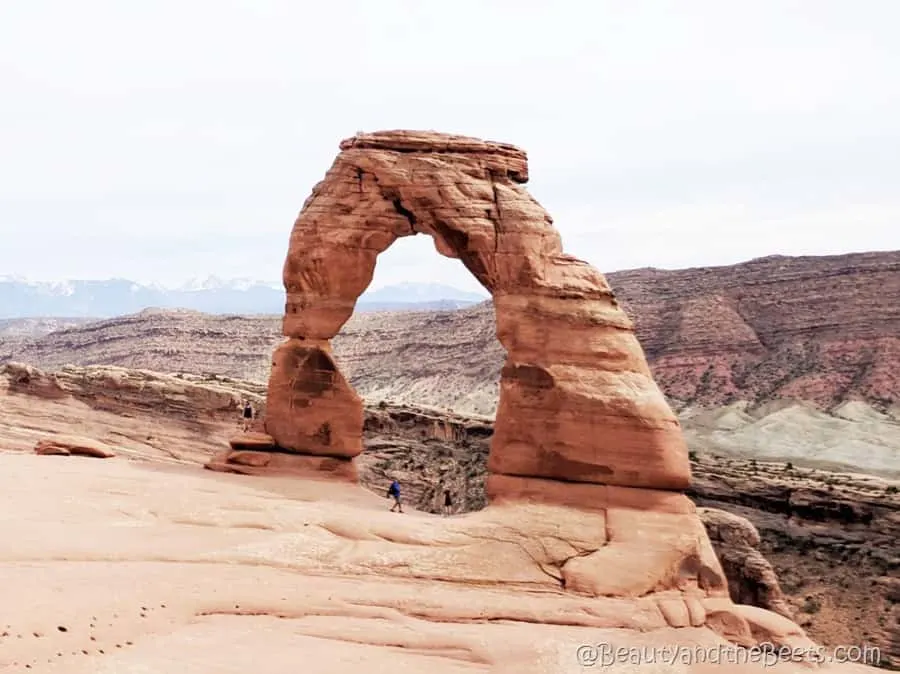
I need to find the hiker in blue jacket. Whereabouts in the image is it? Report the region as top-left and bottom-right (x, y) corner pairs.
(387, 479), (403, 513)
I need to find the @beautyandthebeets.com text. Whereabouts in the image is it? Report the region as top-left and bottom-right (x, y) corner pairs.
(575, 642), (882, 668)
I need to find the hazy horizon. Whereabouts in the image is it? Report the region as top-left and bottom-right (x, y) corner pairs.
(1, 247), (896, 294)
(2, 1), (899, 294)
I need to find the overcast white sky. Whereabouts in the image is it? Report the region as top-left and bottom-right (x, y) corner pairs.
(1, 0), (898, 293)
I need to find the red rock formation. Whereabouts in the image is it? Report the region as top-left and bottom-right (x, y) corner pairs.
(698, 507), (793, 619)
(194, 135), (877, 663)
(249, 130), (691, 495)
(609, 252), (900, 410)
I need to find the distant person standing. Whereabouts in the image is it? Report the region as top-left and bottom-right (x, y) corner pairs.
(241, 401), (253, 431)
(442, 489), (453, 516)
(387, 478), (403, 513)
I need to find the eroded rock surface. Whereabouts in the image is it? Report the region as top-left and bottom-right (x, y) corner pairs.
(199, 130), (871, 663)
(699, 507), (793, 619)
(5, 452), (882, 673)
(256, 130), (690, 497)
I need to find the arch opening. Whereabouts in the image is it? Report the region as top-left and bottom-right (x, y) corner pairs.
(329, 234), (502, 513)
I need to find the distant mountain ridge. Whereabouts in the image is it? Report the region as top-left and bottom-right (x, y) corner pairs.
(5, 251), (897, 416)
(0, 278), (486, 319)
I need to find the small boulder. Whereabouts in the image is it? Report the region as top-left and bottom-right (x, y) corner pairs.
(699, 507), (792, 619)
(34, 444), (71, 456)
(34, 436), (116, 459)
(228, 432), (277, 451)
(226, 451), (272, 467)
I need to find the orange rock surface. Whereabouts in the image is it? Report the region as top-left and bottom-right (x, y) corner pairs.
(4, 453), (880, 673)
(257, 130), (690, 492)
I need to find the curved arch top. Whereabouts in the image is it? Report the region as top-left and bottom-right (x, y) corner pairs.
(264, 130), (691, 498)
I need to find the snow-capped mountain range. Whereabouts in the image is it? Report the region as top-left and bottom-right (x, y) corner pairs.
(0, 277), (488, 319)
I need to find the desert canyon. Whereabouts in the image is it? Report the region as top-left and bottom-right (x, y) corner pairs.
(1, 131), (897, 673)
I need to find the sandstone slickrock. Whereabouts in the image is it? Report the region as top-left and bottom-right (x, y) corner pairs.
(6, 450), (882, 673)
(255, 129), (691, 495)
(2, 363), (894, 669)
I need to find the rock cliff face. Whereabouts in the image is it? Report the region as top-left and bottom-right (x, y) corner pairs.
(252, 130), (692, 501)
(610, 252), (900, 412)
(0, 308), (280, 381)
(688, 456), (900, 668)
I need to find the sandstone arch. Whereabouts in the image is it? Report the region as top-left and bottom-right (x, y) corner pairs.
(202, 136), (829, 651)
(238, 130), (692, 502)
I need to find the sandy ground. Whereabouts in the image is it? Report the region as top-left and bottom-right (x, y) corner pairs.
(0, 452), (884, 674)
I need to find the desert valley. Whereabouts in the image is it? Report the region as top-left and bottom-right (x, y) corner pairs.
(0, 130), (898, 673)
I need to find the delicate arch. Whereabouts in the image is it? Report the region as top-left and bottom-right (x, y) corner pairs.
(259, 131), (691, 499)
